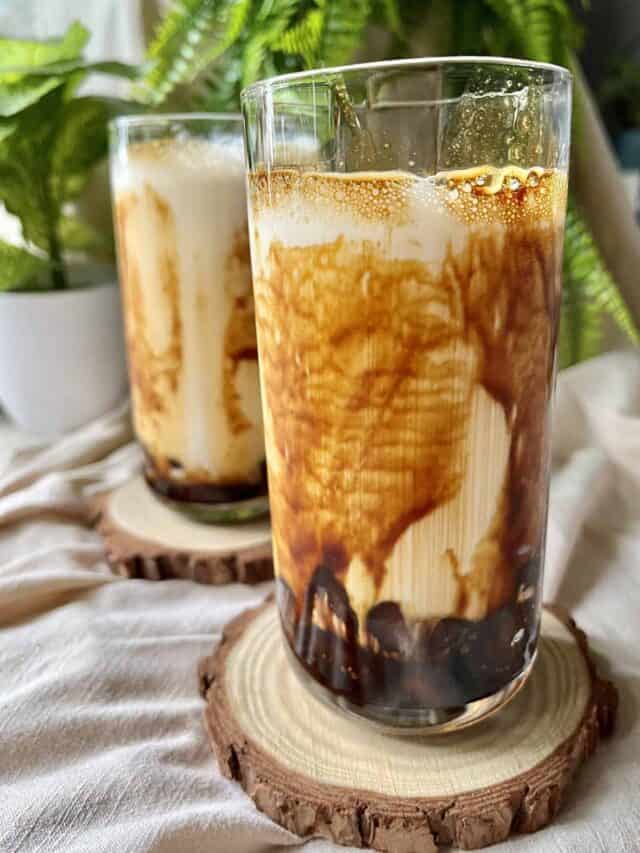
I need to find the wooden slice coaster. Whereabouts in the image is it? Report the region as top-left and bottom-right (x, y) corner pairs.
(91, 475), (273, 585)
(199, 598), (617, 851)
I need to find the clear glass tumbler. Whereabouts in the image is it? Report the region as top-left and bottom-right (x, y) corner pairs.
(242, 58), (572, 731)
(110, 115), (268, 523)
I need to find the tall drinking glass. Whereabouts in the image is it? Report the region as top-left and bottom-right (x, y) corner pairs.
(242, 58), (571, 731)
(110, 115), (267, 523)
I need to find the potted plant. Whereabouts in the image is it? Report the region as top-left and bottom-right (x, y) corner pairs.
(0, 22), (138, 436)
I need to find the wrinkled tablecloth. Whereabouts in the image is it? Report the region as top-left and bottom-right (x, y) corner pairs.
(1, 350), (639, 853)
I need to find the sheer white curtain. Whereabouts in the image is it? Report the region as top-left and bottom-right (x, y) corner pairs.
(0, 0), (149, 69)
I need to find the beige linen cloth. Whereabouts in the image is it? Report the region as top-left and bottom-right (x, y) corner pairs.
(1, 351), (639, 853)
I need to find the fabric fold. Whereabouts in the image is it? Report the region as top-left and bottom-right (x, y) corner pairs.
(0, 351), (639, 853)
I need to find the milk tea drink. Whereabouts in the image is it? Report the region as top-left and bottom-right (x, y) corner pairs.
(111, 122), (266, 521)
(243, 59), (571, 728)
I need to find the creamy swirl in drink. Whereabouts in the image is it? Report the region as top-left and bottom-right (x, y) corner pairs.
(112, 139), (265, 507)
(248, 166), (566, 710)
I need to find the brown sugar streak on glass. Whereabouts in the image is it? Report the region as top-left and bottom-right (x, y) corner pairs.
(223, 228), (260, 437)
(116, 185), (182, 428)
(115, 187), (266, 503)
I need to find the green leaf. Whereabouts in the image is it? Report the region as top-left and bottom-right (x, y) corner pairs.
(50, 97), (110, 203)
(560, 202), (640, 367)
(0, 75), (64, 117)
(0, 87), (66, 249)
(0, 120), (17, 142)
(1, 59), (140, 79)
(0, 165), (49, 248)
(0, 21), (88, 75)
(143, 0), (308, 109)
(0, 56), (139, 118)
(0, 241), (48, 291)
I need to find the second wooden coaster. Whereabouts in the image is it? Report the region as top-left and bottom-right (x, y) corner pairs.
(199, 598), (617, 851)
(92, 475), (273, 585)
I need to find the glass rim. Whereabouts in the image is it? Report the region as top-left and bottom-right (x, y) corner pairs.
(109, 111), (242, 131)
(241, 55), (572, 100)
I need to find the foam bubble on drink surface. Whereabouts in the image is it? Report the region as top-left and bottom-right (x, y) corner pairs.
(112, 137), (245, 187)
(248, 166), (566, 271)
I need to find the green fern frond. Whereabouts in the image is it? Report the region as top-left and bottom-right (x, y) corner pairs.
(186, 0), (303, 105)
(143, 0), (216, 102)
(241, 32), (269, 87)
(143, 0), (638, 372)
(193, 49), (245, 110)
(273, 8), (324, 66)
(202, 0), (252, 64)
(141, 0), (373, 110)
(380, 0), (403, 36)
(273, 0), (375, 71)
(142, 0), (251, 104)
(316, 0), (372, 68)
(456, 0), (578, 66)
(521, 0), (572, 62)
(241, 0), (301, 85)
(560, 201), (640, 367)
(484, 0), (527, 40)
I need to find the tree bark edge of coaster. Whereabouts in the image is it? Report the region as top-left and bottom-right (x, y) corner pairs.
(90, 477), (274, 586)
(198, 597), (617, 852)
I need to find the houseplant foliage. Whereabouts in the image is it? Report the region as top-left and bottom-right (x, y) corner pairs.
(139, 0), (640, 367)
(0, 21), (138, 292)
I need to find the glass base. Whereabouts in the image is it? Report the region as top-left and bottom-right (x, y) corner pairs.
(283, 637), (537, 735)
(154, 490), (270, 524)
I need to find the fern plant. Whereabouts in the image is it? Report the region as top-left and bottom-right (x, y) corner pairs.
(141, 0), (640, 366)
(561, 201), (640, 364)
(138, 1), (396, 109)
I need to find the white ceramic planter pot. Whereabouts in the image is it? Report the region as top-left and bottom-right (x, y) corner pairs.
(0, 278), (128, 437)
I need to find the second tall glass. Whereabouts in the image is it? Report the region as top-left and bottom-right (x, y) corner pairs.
(243, 58), (571, 731)
(110, 115), (267, 523)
